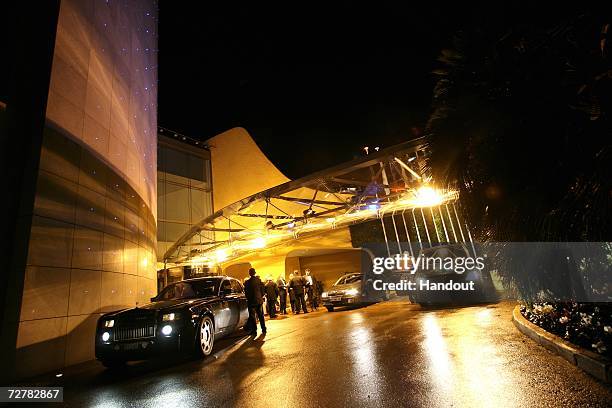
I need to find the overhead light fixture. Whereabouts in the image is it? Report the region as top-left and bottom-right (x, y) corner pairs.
(251, 237), (266, 249)
(412, 186), (445, 207)
(215, 248), (228, 263)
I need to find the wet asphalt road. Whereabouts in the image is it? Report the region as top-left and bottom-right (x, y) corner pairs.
(25, 300), (612, 407)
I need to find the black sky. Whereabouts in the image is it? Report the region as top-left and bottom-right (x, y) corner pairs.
(158, 2), (475, 178)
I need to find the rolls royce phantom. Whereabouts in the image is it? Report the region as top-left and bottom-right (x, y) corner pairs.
(95, 276), (248, 368)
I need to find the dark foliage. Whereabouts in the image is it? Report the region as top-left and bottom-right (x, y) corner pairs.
(426, 8), (611, 243)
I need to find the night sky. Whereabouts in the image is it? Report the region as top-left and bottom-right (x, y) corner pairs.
(158, 2), (471, 179)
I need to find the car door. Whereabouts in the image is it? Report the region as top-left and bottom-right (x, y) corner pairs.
(231, 279), (249, 328)
(219, 278), (242, 332)
(215, 279), (234, 333)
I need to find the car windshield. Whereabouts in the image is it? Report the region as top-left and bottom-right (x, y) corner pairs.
(157, 279), (220, 301)
(335, 274), (362, 285)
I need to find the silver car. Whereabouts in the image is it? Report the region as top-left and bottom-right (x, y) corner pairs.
(321, 273), (385, 312)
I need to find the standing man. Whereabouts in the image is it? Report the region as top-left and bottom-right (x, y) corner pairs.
(277, 275), (288, 314)
(304, 269), (315, 312)
(289, 271), (308, 314)
(288, 273), (296, 314)
(313, 278), (321, 310)
(244, 268), (266, 335)
(264, 276), (279, 318)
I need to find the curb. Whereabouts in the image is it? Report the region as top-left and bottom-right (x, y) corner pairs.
(512, 305), (611, 384)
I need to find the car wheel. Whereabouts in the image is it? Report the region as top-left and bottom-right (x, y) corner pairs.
(325, 306), (334, 312)
(196, 315), (215, 357)
(100, 359), (126, 369)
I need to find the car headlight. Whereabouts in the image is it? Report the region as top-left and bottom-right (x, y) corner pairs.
(345, 288), (359, 296)
(321, 292), (328, 298)
(161, 325), (173, 336)
(162, 313), (178, 321)
(101, 332), (110, 342)
(104, 319), (114, 328)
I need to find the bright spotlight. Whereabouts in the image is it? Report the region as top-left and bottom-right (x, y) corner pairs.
(215, 249), (228, 263)
(251, 237), (266, 249)
(413, 186), (444, 207)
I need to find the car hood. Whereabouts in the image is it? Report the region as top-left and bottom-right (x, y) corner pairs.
(330, 282), (361, 292)
(103, 296), (219, 317)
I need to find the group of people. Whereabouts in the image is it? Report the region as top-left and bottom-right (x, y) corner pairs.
(242, 267), (322, 336)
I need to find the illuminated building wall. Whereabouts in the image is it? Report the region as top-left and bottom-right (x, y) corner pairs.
(15, 0), (158, 378)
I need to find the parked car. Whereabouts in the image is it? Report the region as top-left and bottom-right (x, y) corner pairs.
(408, 244), (497, 306)
(95, 276), (248, 368)
(321, 272), (386, 312)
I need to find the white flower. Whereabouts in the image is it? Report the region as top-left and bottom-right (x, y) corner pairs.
(592, 341), (607, 353)
(580, 314), (592, 326)
(604, 326), (611, 333)
(559, 316), (569, 324)
(541, 304), (554, 314)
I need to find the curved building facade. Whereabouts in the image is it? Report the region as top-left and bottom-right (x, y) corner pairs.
(8, 0), (158, 379)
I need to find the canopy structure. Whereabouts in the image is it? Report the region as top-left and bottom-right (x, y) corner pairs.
(163, 136), (459, 267)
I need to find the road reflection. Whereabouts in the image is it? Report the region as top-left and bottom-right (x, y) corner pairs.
(420, 307), (520, 408)
(421, 314), (453, 403)
(348, 312), (383, 404)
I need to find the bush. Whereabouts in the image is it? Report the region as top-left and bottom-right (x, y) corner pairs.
(521, 302), (612, 358)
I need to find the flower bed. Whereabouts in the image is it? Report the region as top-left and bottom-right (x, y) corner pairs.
(521, 302), (612, 358)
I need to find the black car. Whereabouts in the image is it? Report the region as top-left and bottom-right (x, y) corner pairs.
(95, 276), (248, 367)
(408, 244), (497, 306)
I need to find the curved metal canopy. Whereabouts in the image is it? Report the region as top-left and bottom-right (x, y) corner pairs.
(163, 136), (457, 266)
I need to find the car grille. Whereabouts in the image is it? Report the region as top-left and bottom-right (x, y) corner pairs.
(114, 325), (155, 341)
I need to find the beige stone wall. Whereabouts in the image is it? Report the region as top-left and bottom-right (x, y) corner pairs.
(220, 227), (355, 283)
(297, 250), (363, 292)
(207, 127), (290, 211)
(15, 0), (157, 378)
(46, 0), (157, 213)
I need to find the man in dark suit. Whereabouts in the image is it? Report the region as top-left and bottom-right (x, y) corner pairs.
(276, 275), (288, 314)
(288, 273), (297, 313)
(289, 271), (308, 314)
(264, 277), (279, 318)
(244, 268), (266, 335)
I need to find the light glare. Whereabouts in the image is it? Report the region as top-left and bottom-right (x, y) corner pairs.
(413, 186), (445, 207)
(251, 237), (266, 249)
